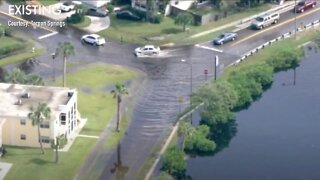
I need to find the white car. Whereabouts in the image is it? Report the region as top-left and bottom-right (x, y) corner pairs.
(60, 2), (75, 12)
(135, 45), (160, 56)
(81, 34), (106, 46)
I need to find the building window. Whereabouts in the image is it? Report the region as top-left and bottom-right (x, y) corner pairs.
(20, 118), (26, 125)
(20, 134), (26, 140)
(60, 113), (66, 125)
(40, 136), (50, 143)
(40, 121), (50, 128)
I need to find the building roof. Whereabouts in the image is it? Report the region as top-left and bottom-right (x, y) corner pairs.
(0, 83), (75, 118)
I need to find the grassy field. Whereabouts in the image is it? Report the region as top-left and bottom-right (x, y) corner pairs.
(54, 65), (138, 136)
(0, 37), (22, 50)
(71, 17), (91, 28)
(99, 4), (271, 46)
(0, 48), (46, 67)
(2, 65), (140, 180)
(38, 0), (59, 6)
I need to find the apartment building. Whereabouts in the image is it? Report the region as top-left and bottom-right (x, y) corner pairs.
(0, 83), (78, 148)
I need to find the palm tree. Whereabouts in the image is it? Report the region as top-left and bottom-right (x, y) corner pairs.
(52, 134), (64, 163)
(178, 121), (194, 150)
(110, 143), (129, 178)
(55, 42), (75, 87)
(26, 74), (44, 85)
(28, 103), (51, 154)
(110, 83), (129, 132)
(4, 68), (26, 84)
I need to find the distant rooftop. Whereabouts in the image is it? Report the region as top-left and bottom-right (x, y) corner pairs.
(0, 83), (75, 118)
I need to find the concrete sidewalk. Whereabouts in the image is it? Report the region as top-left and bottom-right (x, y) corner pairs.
(190, 1), (296, 39)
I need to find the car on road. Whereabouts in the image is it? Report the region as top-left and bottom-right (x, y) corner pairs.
(295, 0), (317, 13)
(116, 11), (141, 21)
(213, 32), (237, 45)
(251, 12), (280, 30)
(60, 2), (75, 12)
(134, 45), (160, 56)
(86, 7), (108, 17)
(81, 34), (106, 46)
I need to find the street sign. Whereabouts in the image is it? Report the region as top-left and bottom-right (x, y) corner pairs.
(215, 55), (219, 67)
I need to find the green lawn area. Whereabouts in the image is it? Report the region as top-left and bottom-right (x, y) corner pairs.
(99, 4), (272, 46)
(54, 65), (138, 136)
(71, 17), (91, 28)
(2, 64), (140, 180)
(0, 36), (22, 49)
(0, 48), (46, 67)
(38, 0), (59, 6)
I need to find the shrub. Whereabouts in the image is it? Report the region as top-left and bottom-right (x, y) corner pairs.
(162, 147), (185, 178)
(107, 4), (114, 13)
(184, 125), (216, 154)
(154, 14), (164, 24)
(66, 12), (85, 24)
(267, 48), (302, 72)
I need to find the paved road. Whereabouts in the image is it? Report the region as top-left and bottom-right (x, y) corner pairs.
(0, 4), (319, 180)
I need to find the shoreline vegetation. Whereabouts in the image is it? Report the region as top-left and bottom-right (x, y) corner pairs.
(159, 30), (320, 179)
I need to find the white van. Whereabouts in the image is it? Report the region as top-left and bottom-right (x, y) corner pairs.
(251, 12), (280, 30)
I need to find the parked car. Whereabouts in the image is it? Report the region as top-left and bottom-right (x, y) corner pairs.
(116, 11), (141, 21)
(295, 0), (317, 13)
(251, 12), (280, 30)
(60, 2), (75, 12)
(134, 45), (160, 56)
(86, 7), (108, 17)
(213, 32), (237, 45)
(81, 34), (106, 46)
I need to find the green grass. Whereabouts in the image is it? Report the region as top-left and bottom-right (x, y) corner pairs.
(2, 138), (96, 180)
(2, 65), (140, 180)
(99, 4), (272, 46)
(0, 48), (46, 67)
(38, 0), (59, 6)
(71, 17), (91, 28)
(54, 65), (138, 136)
(0, 36), (22, 49)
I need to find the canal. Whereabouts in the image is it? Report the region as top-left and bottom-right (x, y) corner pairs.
(186, 45), (320, 180)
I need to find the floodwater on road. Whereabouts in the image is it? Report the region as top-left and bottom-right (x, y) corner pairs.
(186, 46), (320, 180)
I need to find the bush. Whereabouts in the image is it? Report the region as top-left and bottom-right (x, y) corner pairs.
(66, 12), (85, 24)
(107, 4), (114, 13)
(184, 125), (216, 154)
(162, 147), (186, 178)
(154, 14), (164, 24)
(267, 48), (302, 72)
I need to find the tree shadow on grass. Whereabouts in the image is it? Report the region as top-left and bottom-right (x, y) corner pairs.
(30, 158), (53, 165)
(162, 28), (183, 34)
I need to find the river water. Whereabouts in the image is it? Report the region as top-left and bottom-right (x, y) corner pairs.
(186, 46), (320, 180)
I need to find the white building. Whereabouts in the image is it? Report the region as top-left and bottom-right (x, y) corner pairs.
(0, 83), (79, 148)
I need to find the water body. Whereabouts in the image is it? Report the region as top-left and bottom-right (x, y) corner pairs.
(186, 47), (320, 180)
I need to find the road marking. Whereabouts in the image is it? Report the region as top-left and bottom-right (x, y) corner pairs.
(231, 7), (320, 47)
(195, 44), (223, 53)
(38, 32), (58, 39)
(0, 10), (56, 33)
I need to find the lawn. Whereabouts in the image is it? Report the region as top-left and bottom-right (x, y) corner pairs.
(71, 17), (91, 28)
(2, 65), (140, 180)
(99, 4), (272, 46)
(54, 65), (138, 136)
(38, 0), (59, 6)
(0, 48), (46, 67)
(0, 36), (25, 56)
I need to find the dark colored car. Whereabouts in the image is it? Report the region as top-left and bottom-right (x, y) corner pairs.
(213, 32), (237, 45)
(116, 11), (141, 21)
(86, 8), (108, 17)
(295, 0), (317, 13)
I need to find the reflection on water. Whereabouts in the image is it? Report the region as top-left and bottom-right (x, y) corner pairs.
(210, 121), (237, 155)
(110, 143), (129, 180)
(186, 46), (320, 180)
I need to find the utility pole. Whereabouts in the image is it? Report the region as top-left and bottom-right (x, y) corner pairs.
(294, 0), (297, 39)
(51, 53), (56, 82)
(214, 55), (219, 81)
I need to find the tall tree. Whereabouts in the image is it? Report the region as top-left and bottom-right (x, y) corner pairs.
(174, 12), (194, 32)
(110, 83), (129, 132)
(28, 103), (51, 154)
(51, 134), (64, 163)
(56, 42), (75, 87)
(178, 121), (194, 150)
